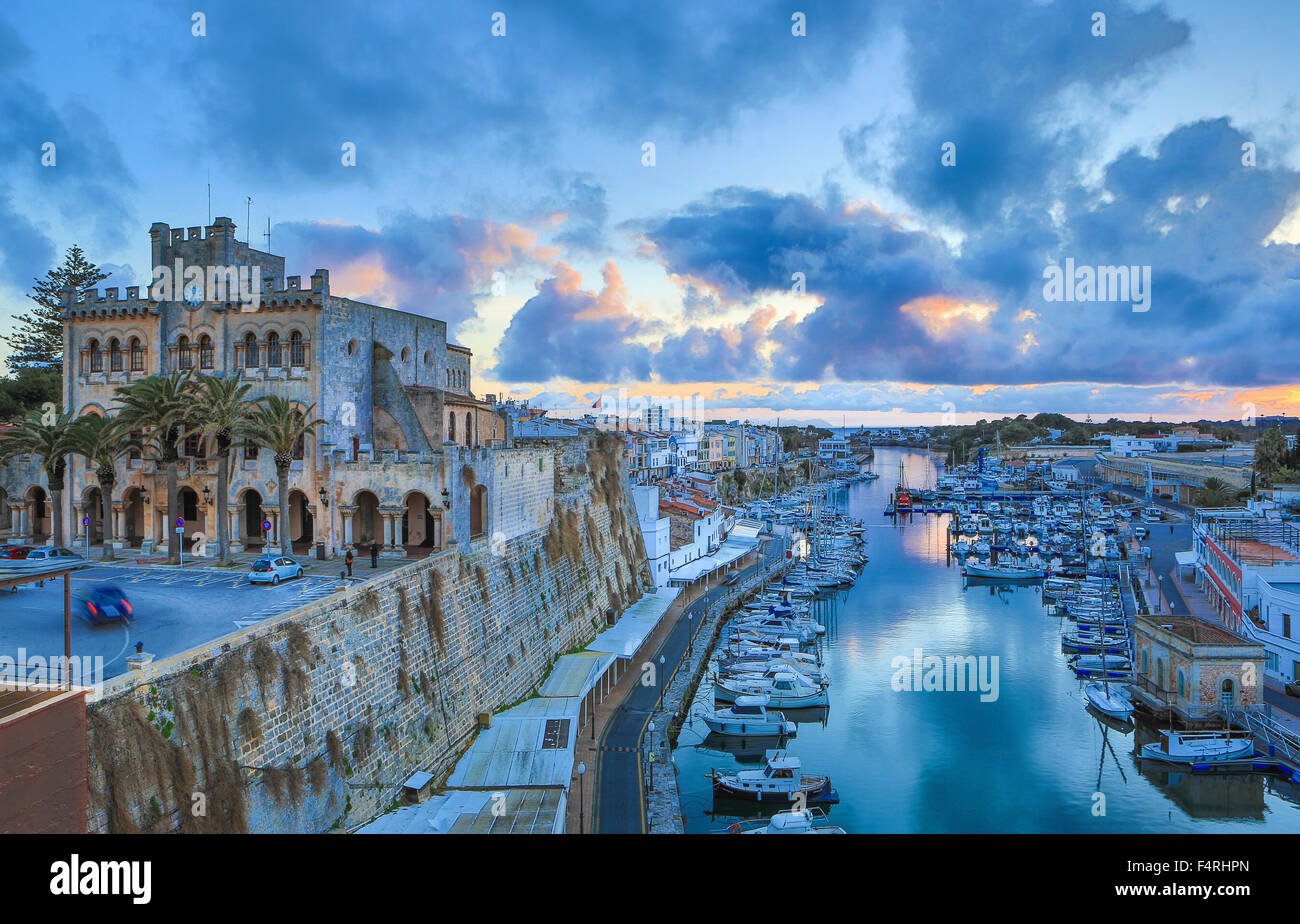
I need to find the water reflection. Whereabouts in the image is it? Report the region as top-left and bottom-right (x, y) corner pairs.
(670, 448), (1300, 832)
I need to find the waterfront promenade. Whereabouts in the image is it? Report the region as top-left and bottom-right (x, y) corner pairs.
(580, 535), (783, 833)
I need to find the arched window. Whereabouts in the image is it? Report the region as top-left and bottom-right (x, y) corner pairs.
(267, 332), (282, 367)
(108, 338), (122, 372)
(289, 330), (305, 367)
(88, 338), (102, 372)
(464, 412), (472, 446)
(1177, 670), (1185, 698)
(401, 347), (411, 362)
(448, 413), (456, 442)
(177, 336), (193, 370)
(199, 334), (214, 369)
(244, 332), (259, 367)
(129, 337), (144, 372)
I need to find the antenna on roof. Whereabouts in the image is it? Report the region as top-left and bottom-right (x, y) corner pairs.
(264, 217), (271, 251)
(246, 197), (253, 243)
(207, 170), (212, 225)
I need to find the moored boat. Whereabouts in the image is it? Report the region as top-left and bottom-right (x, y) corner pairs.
(710, 753), (839, 803)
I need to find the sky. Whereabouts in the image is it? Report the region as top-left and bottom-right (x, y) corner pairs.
(2, 0), (1299, 427)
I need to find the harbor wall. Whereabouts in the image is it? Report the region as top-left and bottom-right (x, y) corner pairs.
(82, 433), (650, 833)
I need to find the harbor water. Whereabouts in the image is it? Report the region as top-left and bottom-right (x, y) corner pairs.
(672, 447), (1300, 833)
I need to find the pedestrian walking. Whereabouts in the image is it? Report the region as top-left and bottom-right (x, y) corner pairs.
(370, 542), (380, 568)
(345, 547), (354, 577)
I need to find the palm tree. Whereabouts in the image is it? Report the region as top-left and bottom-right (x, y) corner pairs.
(1193, 476), (1233, 508)
(191, 374), (255, 565)
(246, 396), (324, 556)
(115, 372), (195, 563)
(0, 407), (76, 546)
(65, 414), (139, 560)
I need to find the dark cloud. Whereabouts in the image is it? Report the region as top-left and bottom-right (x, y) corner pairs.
(493, 261), (652, 384)
(276, 210), (548, 328)
(0, 17), (135, 289)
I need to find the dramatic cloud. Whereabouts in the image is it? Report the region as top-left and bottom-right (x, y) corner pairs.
(276, 212), (553, 327)
(494, 261), (653, 383)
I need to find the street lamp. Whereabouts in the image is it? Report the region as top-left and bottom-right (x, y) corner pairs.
(202, 484), (212, 506)
(687, 611), (694, 655)
(646, 721), (655, 794)
(317, 486), (329, 509)
(658, 654), (666, 709)
(577, 762), (586, 835)
(441, 488), (451, 510)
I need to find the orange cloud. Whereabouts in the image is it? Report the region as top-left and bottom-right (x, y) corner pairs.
(899, 296), (997, 337)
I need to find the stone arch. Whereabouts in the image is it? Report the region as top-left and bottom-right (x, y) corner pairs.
(352, 490), (382, 547)
(238, 487), (266, 548)
(470, 484), (487, 538)
(401, 490), (439, 549)
(82, 484), (104, 544)
(25, 485), (48, 540)
(121, 485), (146, 547)
(1220, 677), (1236, 708)
(0, 485), (10, 535)
(288, 489), (313, 550)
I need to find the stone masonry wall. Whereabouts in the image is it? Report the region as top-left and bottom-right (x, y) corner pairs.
(82, 433), (649, 833)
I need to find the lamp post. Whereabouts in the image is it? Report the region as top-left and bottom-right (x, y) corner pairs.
(658, 654), (666, 710)
(577, 761), (586, 834)
(646, 720), (655, 794)
(687, 610), (694, 655)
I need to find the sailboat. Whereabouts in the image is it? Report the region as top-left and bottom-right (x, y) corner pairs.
(894, 460), (912, 513)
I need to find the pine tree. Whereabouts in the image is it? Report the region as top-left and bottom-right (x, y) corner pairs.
(2, 246), (107, 372)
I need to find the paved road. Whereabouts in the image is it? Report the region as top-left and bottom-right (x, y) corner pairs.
(592, 539), (781, 833)
(0, 564), (348, 683)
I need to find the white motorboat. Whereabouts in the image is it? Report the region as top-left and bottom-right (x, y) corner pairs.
(709, 753), (839, 803)
(1071, 654), (1132, 678)
(1140, 730), (1254, 764)
(963, 560), (1045, 580)
(714, 670), (830, 708)
(739, 808), (846, 834)
(700, 695), (796, 737)
(1084, 682), (1134, 720)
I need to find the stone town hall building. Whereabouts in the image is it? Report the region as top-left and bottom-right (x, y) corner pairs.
(0, 218), (554, 558)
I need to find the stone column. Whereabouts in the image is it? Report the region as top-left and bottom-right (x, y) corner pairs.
(230, 504), (244, 553)
(18, 503), (29, 541)
(108, 503), (122, 551)
(339, 505), (356, 547)
(73, 502), (85, 543)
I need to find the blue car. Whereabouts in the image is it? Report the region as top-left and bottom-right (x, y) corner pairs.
(248, 555), (305, 585)
(77, 582), (134, 624)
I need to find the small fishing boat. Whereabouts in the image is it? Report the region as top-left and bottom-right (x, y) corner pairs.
(700, 695), (796, 737)
(1071, 654), (1132, 679)
(710, 753), (839, 803)
(714, 670), (830, 708)
(1084, 681), (1134, 720)
(1139, 730), (1254, 764)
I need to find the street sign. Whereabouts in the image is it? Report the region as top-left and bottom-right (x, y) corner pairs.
(262, 519), (272, 532)
(176, 517), (185, 528)
(175, 527), (185, 534)
(82, 516), (90, 526)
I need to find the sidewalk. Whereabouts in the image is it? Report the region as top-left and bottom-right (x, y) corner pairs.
(60, 542), (419, 581)
(563, 568), (721, 834)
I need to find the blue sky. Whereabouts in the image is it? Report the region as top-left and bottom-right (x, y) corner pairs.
(2, 0), (1299, 426)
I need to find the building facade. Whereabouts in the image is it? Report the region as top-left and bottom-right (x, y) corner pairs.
(0, 218), (543, 560)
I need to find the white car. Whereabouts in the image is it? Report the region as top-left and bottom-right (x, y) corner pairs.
(247, 555), (305, 585)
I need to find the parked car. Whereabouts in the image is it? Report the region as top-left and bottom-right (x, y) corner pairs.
(76, 582), (134, 624)
(0, 546), (85, 576)
(248, 555), (305, 585)
(723, 572), (740, 586)
(1287, 678), (1300, 699)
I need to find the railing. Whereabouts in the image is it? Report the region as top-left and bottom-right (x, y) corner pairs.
(1227, 706), (1300, 765)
